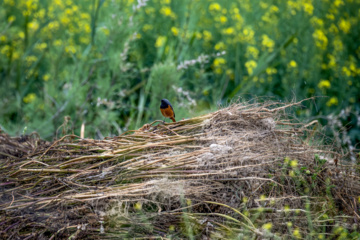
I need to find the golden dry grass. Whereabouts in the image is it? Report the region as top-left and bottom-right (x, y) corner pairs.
(0, 100), (358, 239)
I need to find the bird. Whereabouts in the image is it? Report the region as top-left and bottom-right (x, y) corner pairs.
(160, 99), (176, 122)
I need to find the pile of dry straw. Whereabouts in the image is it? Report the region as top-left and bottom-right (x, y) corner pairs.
(0, 101), (359, 239)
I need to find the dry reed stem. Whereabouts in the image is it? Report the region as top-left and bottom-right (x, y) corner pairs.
(0, 100), (357, 239)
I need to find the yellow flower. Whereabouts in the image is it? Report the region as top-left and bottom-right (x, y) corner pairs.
(326, 97), (338, 107)
(342, 67), (351, 76)
(226, 69), (235, 80)
(246, 46), (259, 59)
(327, 54), (336, 68)
(26, 56), (38, 65)
(213, 57), (226, 67)
(293, 228), (301, 239)
(0, 35), (6, 42)
(303, 2), (314, 15)
(219, 16), (227, 23)
(214, 42), (225, 50)
(334, 0), (344, 7)
(65, 45), (76, 54)
(288, 60), (297, 68)
(262, 223), (272, 230)
(266, 67), (277, 75)
(142, 24), (153, 32)
(203, 30), (212, 41)
(23, 93), (37, 104)
(0, 45), (11, 57)
(214, 68), (222, 74)
(54, 39), (63, 46)
(18, 31), (25, 39)
(101, 28), (110, 36)
(261, 34), (275, 52)
(290, 160), (298, 168)
(223, 27), (235, 35)
(160, 6), (172, 16)
(171, 27), (179, 36)
(41, 73), (50, 81)
(134, 202), (142, 210)
(318, 80), (331, 89)
(35, 42), (47, 51)
(270, 5), (279, 13)
(195, 32), (202, 39)
(8, 15), (16, 22)
(312, 29), (328, 50)
(245, 60), (257, 75)
(155, 36), (166, 48)
(209, 3), (221, 11)
(339, 19), (351, 33)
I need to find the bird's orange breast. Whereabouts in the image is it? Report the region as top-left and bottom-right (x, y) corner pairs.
(160, 106), (174, 118)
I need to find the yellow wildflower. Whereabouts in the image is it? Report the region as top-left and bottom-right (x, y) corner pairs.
(23, 93), (37, 104)
(261, 34), (275, 52)
(101, 28), (110, 36)
(326, 97), (338, 107)
(171, 27), (179, 36)
(245, 60), (257, 75)
(266, 67), (277, 75)
(288, 60), (297, 68)
(270, 5), (279, 13)
(334, 0), (344, 7)
(318, 80), (331, 89)
(327, 54), (336, 68)
(195, 32), (202, 39)
(293, 228), (301, 239)
(134, 202), (142, 210)
(313, 29), (328, 50)
(290, 160), (298, 168)
(342, 66), (351, 76)
(214, 42), (225, 50)
(209, 3), (221, 11)
(262, 223), (272, 230)
(0, 45), (11, 57)
(223, 27), (235, 35)
(155, 36), (166, 48)
(226, 69), (235, 80)
(160, 6), (172, 16)
(246, 46), (259, 59)
(54, 40), (63, 46)
(303, 2), (314, 15)
(65, 45), (76, 54)
(219, 16), (227, 23)
(43, 74), (50, 81)
(339, 19), (351, 33)
(203, 30), (212, 41)
(213, 57), (226, 67)
(8, 15), (16, 22)
(142, 24), (153, 32)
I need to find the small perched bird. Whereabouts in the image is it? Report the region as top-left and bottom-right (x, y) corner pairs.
(160, 99), (176, 122)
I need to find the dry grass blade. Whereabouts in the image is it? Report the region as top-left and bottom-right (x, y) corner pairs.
(0, 101), (357, 239)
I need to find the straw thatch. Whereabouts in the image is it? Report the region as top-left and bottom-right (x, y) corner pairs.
(0, 101), (359, 239)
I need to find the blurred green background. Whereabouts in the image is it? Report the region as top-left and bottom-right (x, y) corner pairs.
(0, 0), (359, 149)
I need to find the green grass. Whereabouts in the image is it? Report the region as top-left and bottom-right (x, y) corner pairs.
(0, 0), (359, 144)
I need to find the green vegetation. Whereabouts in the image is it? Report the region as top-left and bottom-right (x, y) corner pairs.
(1, 0), (359, 141)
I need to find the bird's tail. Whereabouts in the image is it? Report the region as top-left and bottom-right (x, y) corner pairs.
(170, 117), (176, 122)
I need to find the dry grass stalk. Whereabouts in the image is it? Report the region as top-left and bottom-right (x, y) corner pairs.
(0, 101), (358, 239)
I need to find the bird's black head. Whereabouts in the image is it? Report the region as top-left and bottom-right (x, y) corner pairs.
(160, 99), (171, 108)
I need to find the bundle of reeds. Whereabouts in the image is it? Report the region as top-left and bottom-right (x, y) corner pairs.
(0, 101), (358, 239)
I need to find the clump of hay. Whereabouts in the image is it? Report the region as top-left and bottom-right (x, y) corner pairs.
(0, 100), (358, 239)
